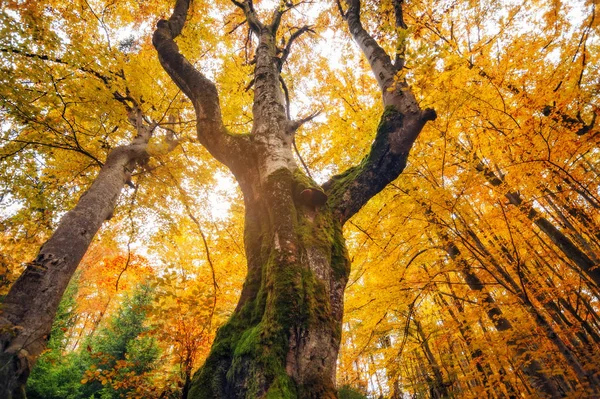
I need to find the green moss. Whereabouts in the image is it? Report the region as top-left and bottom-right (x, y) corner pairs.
(190, 166), (352, 399)
(325, 106), (403, 207)
(369, 106), (403, 159)
(291, 168), (326, 201)
(338, 385), (368, 399)
(233, 325), (261, 358)
(265, 375), (297, 399)
(266, 167), (295, 191)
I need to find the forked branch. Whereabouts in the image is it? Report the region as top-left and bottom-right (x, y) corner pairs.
(269, 0), (311, 34)
(324, 0), (436, 224)
(232, 0), (264, 33)
(280, 25), (315, 69)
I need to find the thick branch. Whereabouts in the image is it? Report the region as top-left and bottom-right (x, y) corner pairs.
(343, 0), (396, 91)
(269, 0), (289, 33)
(232, 0), (264, 33)
(287, 110), (320, 133)
(153, 0), (234, 162)
(325, 0), (436, 224)
(393, 0), (407, 30)
(324, 108), (433, 224)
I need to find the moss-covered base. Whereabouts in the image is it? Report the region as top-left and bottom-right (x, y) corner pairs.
(188, 168), (349, 399)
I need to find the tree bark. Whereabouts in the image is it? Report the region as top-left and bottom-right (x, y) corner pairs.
(153, 0), (434, 397)
(0, 109), (155, 398)
(413, 317), (449, 398)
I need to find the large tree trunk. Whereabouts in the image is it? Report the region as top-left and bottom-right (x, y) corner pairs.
(153, 0), (435, 397)
(0, 109), (154, 399)
(189, 169), (349, 398)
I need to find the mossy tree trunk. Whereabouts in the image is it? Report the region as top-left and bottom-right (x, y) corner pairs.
(153, 0), (436, 397)
(189, 168), (350, 399)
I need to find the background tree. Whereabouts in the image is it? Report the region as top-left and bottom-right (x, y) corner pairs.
(0, 1), (198, 395)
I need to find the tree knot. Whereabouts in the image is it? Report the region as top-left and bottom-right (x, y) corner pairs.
(421, 108), (437, 122)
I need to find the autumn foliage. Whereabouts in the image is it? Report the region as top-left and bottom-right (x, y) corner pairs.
(0, 0), (599, 397)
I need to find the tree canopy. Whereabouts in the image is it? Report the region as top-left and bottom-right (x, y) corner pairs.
(0, 0), (599, 397)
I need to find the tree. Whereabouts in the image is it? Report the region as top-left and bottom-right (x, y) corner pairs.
(0, 102), (162, 398)
(78, 283), (160, 399)
(2, 0), (598, 397)
(26, 282), (161, 399)
(0, 2), (183, 395)
(152, 0), (435, 397)
(25, 277), (85, 399)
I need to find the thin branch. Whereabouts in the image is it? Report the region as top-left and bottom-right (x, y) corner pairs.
(392, 0), (407, 71)
(153, 0), (240, 164)
(335, 0), (346, 18)
(1, 48), (112, 84)
(227, 18), (248, 35)
(287, 110), (321, 133)
(115, 185), (139, 291)
(349, 221), (380, 247)
(167, 170), (220, 294)
(280, 25), (315, 69)
(279, 76), (291, 119)
(498, 200), (530, 304)
(82, 0), (112, 50)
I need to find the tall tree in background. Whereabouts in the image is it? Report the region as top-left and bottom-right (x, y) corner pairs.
(0, 99), (168, 397)
(153, 0), (435, 397)
(0, 2), (185, 396)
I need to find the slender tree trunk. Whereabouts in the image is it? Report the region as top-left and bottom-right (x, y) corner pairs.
(544, 188), (600, 242)
(452, 250), (562, 397)
(458, 221), (600, 392)
(433, 285), (498, 393)
(0, 109), (154, 398)
(542, 194), (599, 258)
(182, 363), (193, 399)
(422, 207), (562, 397)
(414, 317), (449, 398)
(474, 161), (600, 286)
